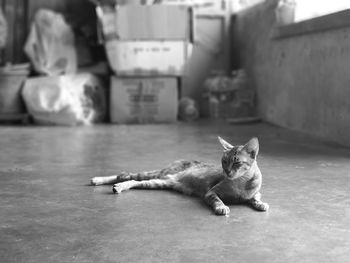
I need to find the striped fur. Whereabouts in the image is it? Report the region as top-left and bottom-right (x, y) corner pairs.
(91, 137), (269, 215)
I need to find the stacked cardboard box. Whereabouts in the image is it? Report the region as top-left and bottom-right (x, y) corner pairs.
(157, 0), (227, 15)
(98, 5), (194, 123)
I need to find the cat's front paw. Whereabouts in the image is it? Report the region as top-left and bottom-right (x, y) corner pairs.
(253, 202), (269, 212)
(215, 205), (230, 216)
(112, 184), (123, 194)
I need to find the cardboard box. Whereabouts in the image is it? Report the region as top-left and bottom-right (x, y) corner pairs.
(159, 0), (227, 15)
(97, 5), (194, 42)
(116, 5), (193, 41)
(105, 40), (192, 76)
(110, 77), (178, 123)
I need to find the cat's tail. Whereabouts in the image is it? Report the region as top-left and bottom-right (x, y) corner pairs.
(90, 169), (164, 186)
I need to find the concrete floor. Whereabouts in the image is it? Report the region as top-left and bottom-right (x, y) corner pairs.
(0, 121), (350, 263)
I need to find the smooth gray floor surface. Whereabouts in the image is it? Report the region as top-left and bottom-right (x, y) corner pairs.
(1, 121), (350, 263)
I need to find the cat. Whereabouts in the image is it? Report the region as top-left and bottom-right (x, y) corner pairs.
(90, 137), (269, 216)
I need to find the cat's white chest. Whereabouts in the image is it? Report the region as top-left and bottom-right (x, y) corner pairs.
(228, 176), (259, 200)
(230, 179), (249, 198)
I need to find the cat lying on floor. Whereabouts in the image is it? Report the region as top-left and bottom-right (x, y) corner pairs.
(90, 137), (269, 216)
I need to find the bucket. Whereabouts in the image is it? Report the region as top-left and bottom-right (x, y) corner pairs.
(0, 64), (29, 114)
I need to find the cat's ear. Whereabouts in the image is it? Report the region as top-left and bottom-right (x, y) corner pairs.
(218, 136), (234, 151)
(243, 137), (259, 159)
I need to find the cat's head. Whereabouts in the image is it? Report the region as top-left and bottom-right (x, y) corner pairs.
(218, 137), (259, 180)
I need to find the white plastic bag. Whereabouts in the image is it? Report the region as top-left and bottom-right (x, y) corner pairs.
(24, 9), (77, 76)
(22, 73), (107, 126)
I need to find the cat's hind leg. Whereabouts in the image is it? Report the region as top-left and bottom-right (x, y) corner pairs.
(91, 174), (120, 186)
(249, 192), (269, 212)
(113, 178), (172, 194)
(91, 169), (164, 186)
(90, 171), (132, 186)
(91, 160), (199, 186)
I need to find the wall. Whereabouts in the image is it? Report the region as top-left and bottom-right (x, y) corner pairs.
(27, 0), (95, 23)
(232, 0), (350, 146)
(0, 0), (28, 63)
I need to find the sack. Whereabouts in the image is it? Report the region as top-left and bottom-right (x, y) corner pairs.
(22, 73), (107, 126)
(24, 9), (77, 76)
